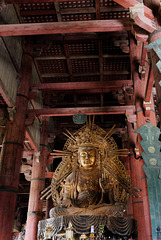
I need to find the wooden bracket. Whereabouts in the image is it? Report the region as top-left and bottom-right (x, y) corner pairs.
(129, 3), (144, 19)
(129, 3), (156, 33)
(133, 13), (156, 33)
(126, 109), (136, 124)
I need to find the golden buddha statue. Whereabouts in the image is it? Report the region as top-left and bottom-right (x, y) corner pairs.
(64, 146), (101, 207)
(41, 119), (140, 218)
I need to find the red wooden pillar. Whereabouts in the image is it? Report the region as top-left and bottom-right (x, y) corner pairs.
(149, 30), (161, 121)
(0, 52), (32, 240)
(130, 36), (156, 240)
(120, 132), (134, 220)
(25, 118), (49, 240)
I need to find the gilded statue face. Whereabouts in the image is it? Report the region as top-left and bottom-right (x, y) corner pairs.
(78, 147), (96, 169)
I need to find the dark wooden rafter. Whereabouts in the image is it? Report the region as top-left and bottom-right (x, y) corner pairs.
(28, 105), (135, 117)
(64, 43), (73, 81)
(31, 80), (133, 91)
(20, 6), (128, 17)
(33, 32), (129, 42)
(35, 54), (129, 61)
(54, 1), (62, 22)
(98, 39), (103, 82)
(0, 20), (131, 36)
(95, 0), (100, 20)
(36, 55), (66, 60)
(49, 2), (73, 83)
(40, 71), (129, 78)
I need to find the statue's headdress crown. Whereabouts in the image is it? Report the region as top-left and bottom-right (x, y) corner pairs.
(63, 117), (117, 155)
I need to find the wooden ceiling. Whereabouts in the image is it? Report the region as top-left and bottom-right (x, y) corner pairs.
(0, 0), (156, 152)
(0, 0), (157, 152)
(16, 0), (132, 122)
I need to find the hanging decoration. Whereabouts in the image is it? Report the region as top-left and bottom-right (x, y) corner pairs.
(72, 112), (87, 124)
(134, 122), (161, 178)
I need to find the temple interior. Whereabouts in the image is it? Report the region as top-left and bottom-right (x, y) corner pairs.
(0, 1), (161, 240)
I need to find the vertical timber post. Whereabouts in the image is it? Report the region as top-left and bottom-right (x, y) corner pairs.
(149, 30), (161, 121)
(0, 51), (32, 240)
(130, 35), (156, 240)
(120, 130), (134, 220)
(25, 118), (49, 240)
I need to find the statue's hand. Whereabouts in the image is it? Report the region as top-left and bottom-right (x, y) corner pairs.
(62, 199), (72, 207)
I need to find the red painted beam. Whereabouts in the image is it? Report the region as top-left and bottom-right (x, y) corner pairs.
(113, 0), (154, 20)
(25, 130), (39, 153)
(28, 106), (135, 117)
(0, 20), (131, 37)
(31, 80), (133, 91)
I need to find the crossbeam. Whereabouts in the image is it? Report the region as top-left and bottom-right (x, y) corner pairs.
(0, 20), (131, 37)
(28, 106), (135, 117)
(31, 80), (133, 91)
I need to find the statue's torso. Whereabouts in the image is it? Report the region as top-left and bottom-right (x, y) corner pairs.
(69, 168), (102, 207)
